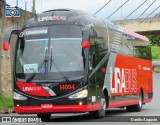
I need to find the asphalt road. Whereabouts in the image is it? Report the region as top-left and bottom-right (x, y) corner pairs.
(0, 72), (160, 125)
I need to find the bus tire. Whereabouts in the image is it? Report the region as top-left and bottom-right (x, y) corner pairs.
(134, 91), (143, 112)
(91, 95), (106, 119)
(126, 91), (143, 112)
(37, 113), (51, 122)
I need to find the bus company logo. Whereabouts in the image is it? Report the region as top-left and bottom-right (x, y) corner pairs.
(22, 87), (42, 92)
(38, 16), (67, 22)
(110, 67), (137, 93)
(5, 7), (20, 18)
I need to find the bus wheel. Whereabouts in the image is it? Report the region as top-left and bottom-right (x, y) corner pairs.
(37, 113), (51, 122)
(126, 91), (143, 112)
(91, 96), (106, 119)
(134, 91), (143, 112)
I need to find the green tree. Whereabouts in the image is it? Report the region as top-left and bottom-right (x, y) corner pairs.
(155, 13), (160, 17)
(147, 35), (160, 45)
(147, 13), (160, 45)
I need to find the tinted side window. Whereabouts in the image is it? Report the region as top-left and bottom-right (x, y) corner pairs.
(123, 44), (133, 56)
(108, 28), (123, 54)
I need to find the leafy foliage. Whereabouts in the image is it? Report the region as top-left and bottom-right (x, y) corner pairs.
(155, 13), (160, 17)
(0, 96), (13, 109)
(147, 35), (160, 45)
(151, 45), (160, 61)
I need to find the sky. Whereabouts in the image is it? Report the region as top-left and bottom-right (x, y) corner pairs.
(6, 0), (160, 21)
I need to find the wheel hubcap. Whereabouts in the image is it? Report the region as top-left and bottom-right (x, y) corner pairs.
(101, 98), (106, 110)
(139, 94), (142, 107)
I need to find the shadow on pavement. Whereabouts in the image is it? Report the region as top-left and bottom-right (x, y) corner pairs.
(46, 108), (130, 122)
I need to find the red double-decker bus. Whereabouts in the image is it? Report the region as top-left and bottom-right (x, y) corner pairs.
(3, 9), (152, 120)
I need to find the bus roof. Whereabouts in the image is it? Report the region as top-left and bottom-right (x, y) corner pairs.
(24, 9), (150, 43)
(123, 29), (150, 42)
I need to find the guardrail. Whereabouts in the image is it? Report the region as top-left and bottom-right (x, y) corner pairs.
(152, 61), (160, 67)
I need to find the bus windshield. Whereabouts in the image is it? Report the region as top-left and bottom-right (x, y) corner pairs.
(16, 25), (84, 82)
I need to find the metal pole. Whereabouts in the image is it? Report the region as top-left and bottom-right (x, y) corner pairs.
(121, 0), (148, 23)
(141, 6), (160, 22)
(41, 0), (42, 12)
(94, 0), (112, 15)
(25, 1), (27, 10)
(138, 0), (156, 19)
(16, 0), (18, 6)
(120, 0), (148, 23)
(33, 0), (35, 13)
(107, 0), (130, 19)
(121, 0), (122, 19)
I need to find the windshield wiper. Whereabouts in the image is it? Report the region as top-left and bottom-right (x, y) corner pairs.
(50, 47), (69, 82)
(26, 48), (48, 82)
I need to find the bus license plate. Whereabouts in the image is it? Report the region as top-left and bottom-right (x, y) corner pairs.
(41, 104), (53, 109)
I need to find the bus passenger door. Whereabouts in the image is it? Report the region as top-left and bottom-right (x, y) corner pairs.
(88, 48), (97, 104)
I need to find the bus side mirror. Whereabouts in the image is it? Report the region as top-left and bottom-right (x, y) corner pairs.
(82, 25), (91, 48)
(3, 29), (19, 51)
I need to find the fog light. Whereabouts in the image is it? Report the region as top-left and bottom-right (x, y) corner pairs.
(79, 102), (83, 106)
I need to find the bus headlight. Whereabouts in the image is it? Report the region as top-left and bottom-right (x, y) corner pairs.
(69, 89), (88, 99)
(14, 92), (28, 100)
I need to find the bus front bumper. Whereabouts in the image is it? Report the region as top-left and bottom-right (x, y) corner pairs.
(14, 103), (101, 114)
